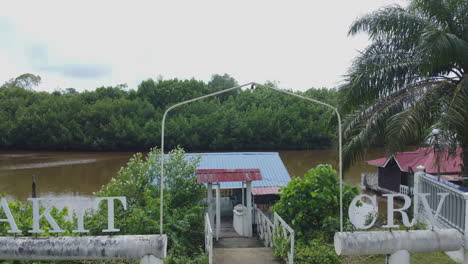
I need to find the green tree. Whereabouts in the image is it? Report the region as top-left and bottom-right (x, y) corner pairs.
(272, 164), (359, 239)
(88, 147), (207, 260)
(340, 0), (468, 174)
(2, 73), (41, 90)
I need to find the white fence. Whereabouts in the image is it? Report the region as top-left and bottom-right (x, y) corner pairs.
(205, 213), (213, 264)
(255, 206), (275, 247)
(417, 172), (467, 233)
(254, 206), (295, 264)
(400, 185), (413, 195)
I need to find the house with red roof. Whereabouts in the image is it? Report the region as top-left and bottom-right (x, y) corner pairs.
(366, 147), (463, 194)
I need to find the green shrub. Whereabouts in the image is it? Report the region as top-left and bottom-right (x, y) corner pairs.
(294, 239), (341, 264)
(87, 147), (207, 258)
(272, 164), (359, 240)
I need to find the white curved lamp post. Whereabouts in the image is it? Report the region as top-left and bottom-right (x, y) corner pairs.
(159, 82), (344, 234)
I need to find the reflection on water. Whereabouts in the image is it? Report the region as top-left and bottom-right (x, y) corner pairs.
(0, 149), (387, 201)
(279, 148), (387, 185)
(0, 151), (134, 200)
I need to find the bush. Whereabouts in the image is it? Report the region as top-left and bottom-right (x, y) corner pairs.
(294, 239), (341, 264)
(272, 164), (359, 240)
(87, 147), (207, 261)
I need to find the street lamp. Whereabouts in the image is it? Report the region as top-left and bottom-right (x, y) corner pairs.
(432, 128), (441, 180)
(159, 82), (344, 234)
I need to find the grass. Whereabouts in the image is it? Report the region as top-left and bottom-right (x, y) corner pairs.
(342, 252), (457, 264)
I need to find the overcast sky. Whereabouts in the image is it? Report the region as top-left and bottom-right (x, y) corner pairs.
(0, 0), (405, 92)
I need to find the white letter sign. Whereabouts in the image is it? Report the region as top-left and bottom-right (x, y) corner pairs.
(348, 194), (378, 230)
(96, 197), (127, 232)
(382, 194), (414, 228)
(418, 193), (449, 229)
(28, 198), (65, 233)
(0, 198), (21, 233)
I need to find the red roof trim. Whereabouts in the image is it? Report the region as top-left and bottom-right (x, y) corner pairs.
(197, 169), (263, 183)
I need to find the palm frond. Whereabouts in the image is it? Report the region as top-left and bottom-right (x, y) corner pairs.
(340, 39), (423, 112)
(386, 80), (453, 152)
(419, 27), (468, 76)
(349, 5), (429, 46)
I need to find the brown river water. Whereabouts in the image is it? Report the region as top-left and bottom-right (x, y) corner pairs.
(0, 149), (386, 201)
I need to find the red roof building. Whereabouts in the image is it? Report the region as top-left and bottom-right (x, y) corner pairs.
(366, 147), (463, 193)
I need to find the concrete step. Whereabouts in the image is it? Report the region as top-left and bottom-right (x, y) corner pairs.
(214, 237), (265, 248)
(213, 247), (282, 264)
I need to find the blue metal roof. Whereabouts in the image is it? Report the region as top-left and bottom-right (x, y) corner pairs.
(185, 152), (291, 189)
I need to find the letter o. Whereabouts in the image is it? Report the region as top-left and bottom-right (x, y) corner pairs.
(348, 194), (378, 230)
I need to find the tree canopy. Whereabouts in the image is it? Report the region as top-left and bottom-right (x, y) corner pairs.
(340, 0), (468, 175)
(0, 74), (337, 151)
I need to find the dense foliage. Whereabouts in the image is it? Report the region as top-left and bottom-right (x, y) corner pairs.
(87, 147), (206, 261)
(272, 164), (359, 239)
(0, 74), (337, 151)
(272, 164), (359, 264)
(339, 0), (468, 174)
(0, 147), (207, 263)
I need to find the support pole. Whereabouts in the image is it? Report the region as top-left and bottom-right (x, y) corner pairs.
(388, 250), (409, 264)
(216, 183), (221, 241)
(207, 183), (214, 227)
(414, 165), (424, 222)
(246, 181), (252, 237)
(241, 181), (245, 206)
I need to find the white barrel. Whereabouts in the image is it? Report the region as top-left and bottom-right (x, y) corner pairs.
(334, 230), (462, 255)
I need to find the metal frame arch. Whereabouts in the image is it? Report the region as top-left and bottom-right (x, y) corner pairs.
(159, 82), (344, 234)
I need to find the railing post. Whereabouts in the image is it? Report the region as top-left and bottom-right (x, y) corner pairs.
(463, 193), (468, 264)
(216, 183), (221, 241)
(207, 183), (214, 227)
(414, 165), (425, 222)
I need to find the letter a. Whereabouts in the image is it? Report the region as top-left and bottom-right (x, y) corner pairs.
(0, 198), (21, 233)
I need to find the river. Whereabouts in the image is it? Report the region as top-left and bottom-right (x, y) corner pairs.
(0, 149), (386, 201)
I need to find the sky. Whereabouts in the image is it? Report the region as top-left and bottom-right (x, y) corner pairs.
(0, 0), (405, 92)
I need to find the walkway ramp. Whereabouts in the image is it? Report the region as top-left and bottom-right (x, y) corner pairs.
(214, 247), (281, 264)
(212, 217), (281, 264)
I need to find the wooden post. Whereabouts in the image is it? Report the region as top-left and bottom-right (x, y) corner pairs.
(246, 181), (252, 237)
(32, 175), (37, 198)
(216, 183), (221, 241)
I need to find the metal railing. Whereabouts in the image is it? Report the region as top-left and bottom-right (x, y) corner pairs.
(255, 206), (275, 247)
(205, 213), (213, 264)
(418, 173), (467, 233)
(274, 212), (295, 264)
(254, 205), (295, 264)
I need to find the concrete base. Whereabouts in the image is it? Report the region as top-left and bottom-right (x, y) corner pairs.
(445, 249), (463, 263)
(388, 250), (409, 264)
(141, 255), (163, 264)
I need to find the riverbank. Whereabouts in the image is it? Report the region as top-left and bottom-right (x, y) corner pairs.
(0, 149), (385, 200)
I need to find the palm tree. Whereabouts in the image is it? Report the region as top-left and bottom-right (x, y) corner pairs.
(340, 0), (468, 175)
